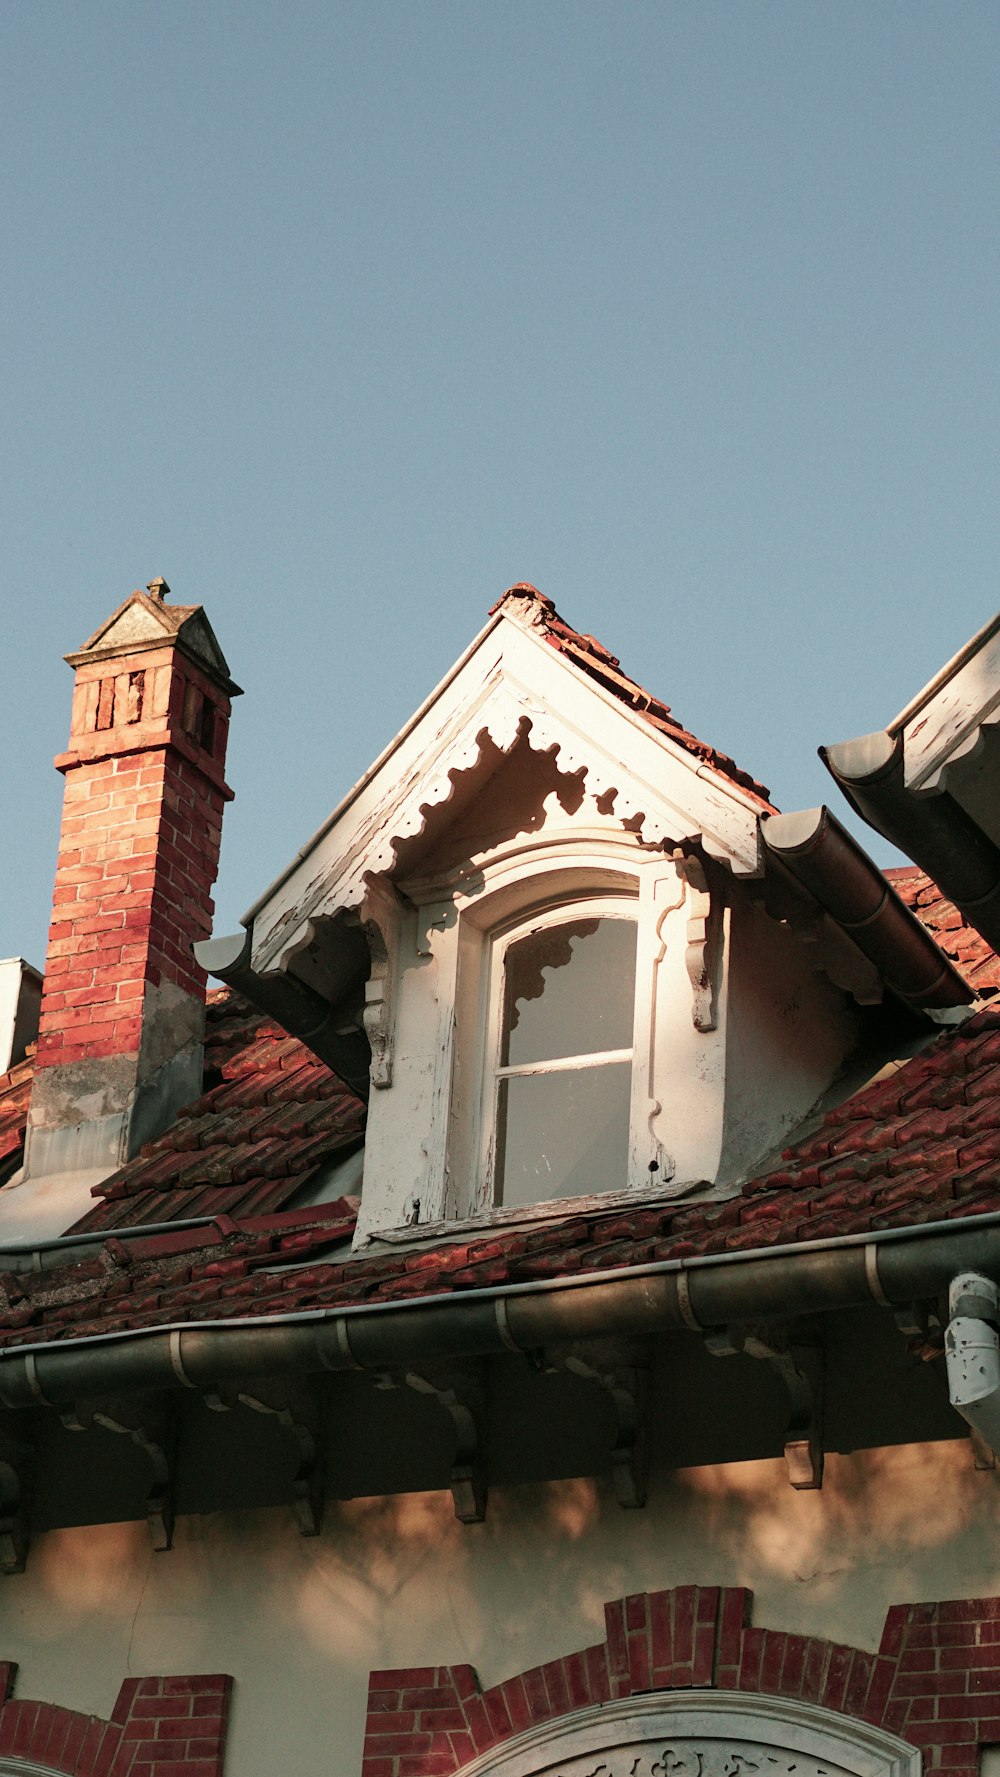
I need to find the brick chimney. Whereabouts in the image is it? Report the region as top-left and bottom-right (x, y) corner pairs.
(25, 579), (240, 1185)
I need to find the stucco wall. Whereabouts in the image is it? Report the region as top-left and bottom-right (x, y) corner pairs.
(2, 1438), (998, 1775)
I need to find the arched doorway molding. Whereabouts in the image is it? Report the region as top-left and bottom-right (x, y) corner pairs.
(452, 1688), (920, 1777)
(364, 1585), (1000, 1777)
(0, 1763), (66, 1776)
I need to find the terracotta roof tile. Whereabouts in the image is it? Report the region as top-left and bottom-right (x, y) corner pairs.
(0, 1058), (31, 1182)
(5, 999), (1000, 1348)
(491, 584), (775, 808)
(2, 856), (1000, 1346)
(886, 866), (1000, 994)
(63, 991), (364, 1233)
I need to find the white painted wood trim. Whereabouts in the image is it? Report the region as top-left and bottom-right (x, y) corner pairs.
(900, 619), (1000, 794)
(250, 617), (763, 974)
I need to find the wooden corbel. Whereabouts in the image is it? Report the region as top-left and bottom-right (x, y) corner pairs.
(543, 1338), (652, 1509)
(62, 1395), (176, 1550)
(0, 1416), (33, 1574)
(706, 1325), (825, 1489)
(238, 1381), (324, 1536)
(360, 878), (403, 1088)
(375, 1363), (488, 1524)
(676, 856), (722, 1032)
(201, 1379), (325, 1536)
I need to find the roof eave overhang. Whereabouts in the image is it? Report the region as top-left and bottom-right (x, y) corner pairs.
(761, 804), (971, 1010)
(2, 1209), (997, 1410)
(822, 729), (1000, 954)
(820, 609), (1000, 955)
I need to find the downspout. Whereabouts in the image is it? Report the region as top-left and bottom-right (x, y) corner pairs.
(4, 1214), (1000, 1410)
(945, 1271), (1000, 1455)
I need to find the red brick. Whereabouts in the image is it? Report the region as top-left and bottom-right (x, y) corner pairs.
(673, 1587), (697, 1680)
(479, 1684), (511, 1741)
(462, 1694), (495, 1752)
(739, 1629), (765, 1692)
(760, 1632), (786, 1693)
(604, 1599), (628, 1681)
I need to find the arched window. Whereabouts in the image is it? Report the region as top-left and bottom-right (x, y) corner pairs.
(481, 899), (639, 1207)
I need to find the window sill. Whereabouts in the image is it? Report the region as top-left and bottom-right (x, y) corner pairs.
(353, 1177), (714, 1257)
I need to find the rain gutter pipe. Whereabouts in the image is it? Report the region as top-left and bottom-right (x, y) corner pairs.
(761, 806), (971, 1009)
(3, 1209), (1000, 1411)
(194, 928), (372, 1097)
(0, 1217), (222, 1276)
(820, 731), (1000, 955)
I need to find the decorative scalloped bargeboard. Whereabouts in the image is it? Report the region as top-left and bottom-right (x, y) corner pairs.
(452, 1693), (920, 1777)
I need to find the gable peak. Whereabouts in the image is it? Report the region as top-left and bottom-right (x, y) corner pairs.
(489, 582), (772, 808)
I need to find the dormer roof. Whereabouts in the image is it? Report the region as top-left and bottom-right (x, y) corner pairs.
(244, 584), (776, 978)
(487, 584), (774, 807)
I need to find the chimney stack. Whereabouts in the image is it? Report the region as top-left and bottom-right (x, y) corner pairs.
(25, 581), (240, 1187)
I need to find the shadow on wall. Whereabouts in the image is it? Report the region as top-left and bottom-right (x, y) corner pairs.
(680, 1440), (995, 1591)
(256, 1441), (1000, 1679)
(9, 1442), (1000, 1701)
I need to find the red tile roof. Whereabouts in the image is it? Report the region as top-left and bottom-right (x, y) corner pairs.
(492, 584), (776, 809)
(0, 846), (998, 1351)
(69, 990), (366, 1233)
(0, 991), (365, 1231)
(1, 997), (1000, 1350)
(886, 866), (1000, 997)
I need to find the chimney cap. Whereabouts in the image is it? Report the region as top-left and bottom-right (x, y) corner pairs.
(64, 584), (242, 696)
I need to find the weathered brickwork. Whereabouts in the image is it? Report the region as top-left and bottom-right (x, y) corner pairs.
(35, 635), (233, 1075)
(0, 1665), (231, 1775)
(363, 1586), (1000, 1777)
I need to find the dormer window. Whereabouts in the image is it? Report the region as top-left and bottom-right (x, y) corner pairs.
(235, 585), (870, 1248)
(486, 906), (638, 1207)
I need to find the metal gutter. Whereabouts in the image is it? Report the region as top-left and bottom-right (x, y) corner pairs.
(0, 1215), (221, 1275)
(761, 806), (971, 1008)
(820, 731), (1000, 953)
(3, 1209), (999, 1410)
(193, 927), (372, 1096)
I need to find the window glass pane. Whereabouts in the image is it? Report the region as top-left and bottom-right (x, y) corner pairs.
(501, 916), (637, 1067)
(496, 1060), (631, 1206)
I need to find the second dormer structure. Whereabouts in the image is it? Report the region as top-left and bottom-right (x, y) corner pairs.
(201, 585), (970, 1246)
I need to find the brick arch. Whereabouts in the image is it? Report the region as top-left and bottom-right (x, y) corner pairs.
(0, 1662), (231, 1775)
(363, 1585), (1000, 1777)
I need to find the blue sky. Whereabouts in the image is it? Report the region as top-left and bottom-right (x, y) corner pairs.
(3, 3), (999, 967)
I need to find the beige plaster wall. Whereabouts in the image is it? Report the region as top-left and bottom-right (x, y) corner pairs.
(4, 1439), (998, 1776)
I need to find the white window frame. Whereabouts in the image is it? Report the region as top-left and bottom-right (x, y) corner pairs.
(438, 844), (691, 1220)
(357, 833), (729, 1246)
(476, 894), (642, 1210)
